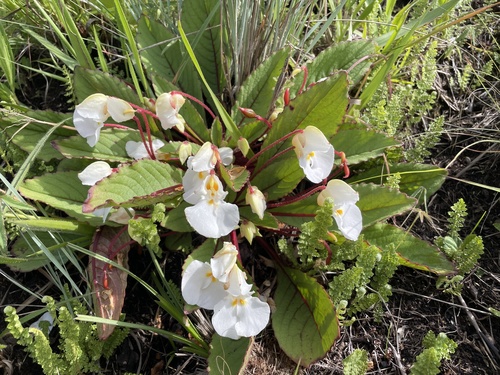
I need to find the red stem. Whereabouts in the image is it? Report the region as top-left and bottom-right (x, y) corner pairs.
(267, 184), (325, 208)
(246, 129), (303, 168)
(171, 91), (216, 119)
(298, 66), (308, 95)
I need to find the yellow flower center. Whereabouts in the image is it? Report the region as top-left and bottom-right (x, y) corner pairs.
(231, 298), (247, 306)
(306, 151), (315, 160)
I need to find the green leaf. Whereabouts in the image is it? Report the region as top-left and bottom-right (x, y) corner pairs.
(83, 160), (183, 212)
(137, 16), (204, 105)
(273, 266), (339, 366)
(239, 207), (279, 229)
(251, 153), (304, 201)
(363, 223), (456, 275)
(332, 126), (400, 165)
(183, 238), (218, 270)
(53, 128), (158, 161)
(256, 72), (349, 171)
(2, 110), (74, 161)
(232, 48), (290, 126)
(291, 40), (375, 92)
(178, 22), (242, 146)
(268, 195), (317, 228)
(10, 218), (94, 235)
(18, 171), (103, 225)
(349, 163), (447, 203)
(354, 183), (416, 227)
(162, 201), (192, 233)
(208, 334), (253, 375)
(219, 165), (249, 192)
(181, 0), (224, 99)
(73, 67), (142, 105)
(4, 231), (92, 272)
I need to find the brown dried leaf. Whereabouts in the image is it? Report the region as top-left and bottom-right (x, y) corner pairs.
(89, 226), (131, 340)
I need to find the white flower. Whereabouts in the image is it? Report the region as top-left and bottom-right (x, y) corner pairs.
(210, 242), (238, 283)
(186, 142), (234, 172)
(182, 169), (210, 204)
(78, 161), (113, 186)
(225, 264), (253, 296)
(292, 126), (334, 183)
(184, 174), (240, 238)
(317, 180), (362, 241)
(181, 260), (227, 309)
(155, 92), (186, 132)
(73, 94), (134, 147)
(125, 139), (165, 160)
(212, 293), (270, 340)
(245, 185), (266, 220)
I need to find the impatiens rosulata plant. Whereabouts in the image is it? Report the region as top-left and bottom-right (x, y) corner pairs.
(2, 22), (457, 372)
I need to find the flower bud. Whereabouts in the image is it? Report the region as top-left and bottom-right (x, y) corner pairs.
(239, 107), (257, 118)
(237, 137), (250, 157)
(178, 141), (192, 164)
(240, 220), (261, 244)
(245, 185), (266, 220)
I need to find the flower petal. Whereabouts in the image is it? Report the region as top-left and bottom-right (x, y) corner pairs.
(107, 97), (135, 122)
(211, 243), (238, 283)
(185, 200), (240, 238)
(212, 297), (240, 339)
(187, 142), (216, 172)
(234, 296), (270, 338)
(317, 179), (359, 206)
(78, 161), (113, 186)
(181, 260), (227, 309)
(333, 203), (363, 241)
(125, 139), (164, 160)
(182, 169), (210, 205)
(225, 265), (253, 296)
(156, 92), (185, 130)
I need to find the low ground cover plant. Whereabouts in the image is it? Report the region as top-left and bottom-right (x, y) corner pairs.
(0, 0), (497, 374)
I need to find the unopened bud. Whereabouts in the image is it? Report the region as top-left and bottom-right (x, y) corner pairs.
(178, 141), (192, 164)
(237, 137), (250, 157)
(245, 185), (266, 220)
(240, 220), (261, 244)
(269, 108), (283, 123)
(239, 107), (257, 118)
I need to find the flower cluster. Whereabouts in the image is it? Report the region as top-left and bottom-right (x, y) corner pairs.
(181, 243), (270, 339)
(182, 142), (240, 238)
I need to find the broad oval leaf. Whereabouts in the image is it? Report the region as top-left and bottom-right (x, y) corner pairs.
(354, 183), (416, 227)
(349, 163), (447, 204)
(272, 266), (339, 366)
(291, 40), (376, 92)
(3, 110), (74, 161)
(53, 128), (164, 162)
(18, 171), (103, 225)
(73, 67), (142, 105)
(363, 223), (456, 275)
(83, 160), (183, 212)
(182, 0), (224, 100)
(232, 48), (290, 126)
(208, 334), (253, 375)
(256, 72), (349, 171)
(332, 126), (400, 165)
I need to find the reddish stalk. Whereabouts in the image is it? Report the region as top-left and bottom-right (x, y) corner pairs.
(250, 146), (295, 180)
(171, 91), (216, 119)
(266, 184), (325, 209)
(132, 116), (155, 159)
(245, 129), (303, 168)
(297, 66), (308, 95)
